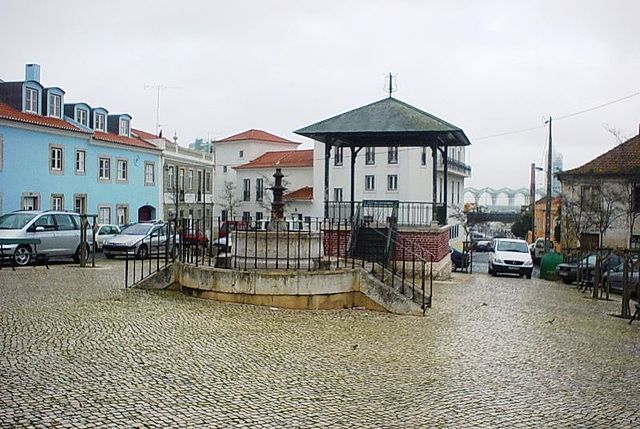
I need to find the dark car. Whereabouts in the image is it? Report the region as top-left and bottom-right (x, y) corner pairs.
(606, 263), (640, 295)
(450, 247), (470, 271)
(474, 240), (491, 252)
(555, 253), (622, 285)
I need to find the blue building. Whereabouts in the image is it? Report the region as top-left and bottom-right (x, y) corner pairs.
(0, 64), (162, 223)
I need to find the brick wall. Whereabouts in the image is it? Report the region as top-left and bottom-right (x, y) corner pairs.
(323, 229), (350, 258)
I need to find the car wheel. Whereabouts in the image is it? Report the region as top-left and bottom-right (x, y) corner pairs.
(562, 278), (573, 284)
(526, 272), (532, 279)
(14, 245), (32, 266)
(137, 244), (148, 259)
(73, 244), (91, 263)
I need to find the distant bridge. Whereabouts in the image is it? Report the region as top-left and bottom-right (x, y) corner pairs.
(464, 187), (546, 211)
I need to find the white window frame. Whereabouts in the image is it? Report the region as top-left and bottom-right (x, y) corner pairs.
(25, 87), (38, 113)
(144, 162), (155, 186)
(116, 204), (129, 225)
(50, 145), (63, 173)
(205, 171), (211, 192)
(167, 166), (175, 190)
(334, 187), (343, 201)
(365, 175), (375, 192)
(179, 168), (185, 190)
(117, 159), (128, 182)
(75, 150), (86, 174)
(77, 109), (88, 127)
(74, 194), (87, 214)
(187, 169), (193, 190)
(98, 206), (112, 224)
(239, 150), (244, 159)
(94, 113), (106, 132)
(48, 93), (61, 118)
(243, 178), (251, 201)
(119, 118), (130, 136)
(365, 147), (375, 165)
(256, 178), (264, 201)
(387, 174), (398, 191)
(99, 157), (111, 181)
(421, 147), (428, 166)
(388, 146), (398, 164)
(334, 147), (344, 166)
(51, 194), (64, 211)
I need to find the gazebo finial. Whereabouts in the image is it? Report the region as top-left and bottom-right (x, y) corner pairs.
(385, 72), (397, 98)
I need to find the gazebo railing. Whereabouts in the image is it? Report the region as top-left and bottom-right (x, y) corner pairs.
(327, 201), (436, 226)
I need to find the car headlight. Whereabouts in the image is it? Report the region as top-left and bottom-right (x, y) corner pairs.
(493, 257), (503, 264)
(524, 259), (533, 267)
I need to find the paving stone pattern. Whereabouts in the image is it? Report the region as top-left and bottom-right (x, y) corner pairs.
(1, 261), (640, 428)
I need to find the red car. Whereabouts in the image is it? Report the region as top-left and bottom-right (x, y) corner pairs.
(180, 229), (208, 246)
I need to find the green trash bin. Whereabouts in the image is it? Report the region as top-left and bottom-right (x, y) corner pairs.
(540, 252), (563, 280)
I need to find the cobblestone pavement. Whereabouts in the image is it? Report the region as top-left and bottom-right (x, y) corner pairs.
(1, 261), (640, 428)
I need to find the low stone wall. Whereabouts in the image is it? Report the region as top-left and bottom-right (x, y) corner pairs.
(172, 262), (423, 315)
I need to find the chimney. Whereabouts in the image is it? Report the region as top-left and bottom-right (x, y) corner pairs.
(25, 64), (41, 82)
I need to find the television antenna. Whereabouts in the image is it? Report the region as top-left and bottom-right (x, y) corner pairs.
(384, 72), (398, 98)
(144, 84), (177, 135)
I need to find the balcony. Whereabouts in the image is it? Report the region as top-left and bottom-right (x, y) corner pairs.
(437, 158), (471, 177)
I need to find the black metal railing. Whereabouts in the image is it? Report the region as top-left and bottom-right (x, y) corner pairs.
(123, 220), (177, 288)
(327, 201), (437, 226)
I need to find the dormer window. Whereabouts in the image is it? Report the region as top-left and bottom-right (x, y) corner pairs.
(77, 109), (88, 127)
(119, 118), (130, 136)
(48, 94), (62, 118)
(25, 87), (38, 113)
(94, 113), (106, 132)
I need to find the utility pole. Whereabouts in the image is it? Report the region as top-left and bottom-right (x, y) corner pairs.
(544, 117), (553, 253)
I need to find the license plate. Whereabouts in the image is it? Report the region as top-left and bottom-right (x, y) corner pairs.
(507, 266), (519, 271)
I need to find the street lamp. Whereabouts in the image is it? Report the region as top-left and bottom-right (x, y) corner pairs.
(530, 163), (544, 241)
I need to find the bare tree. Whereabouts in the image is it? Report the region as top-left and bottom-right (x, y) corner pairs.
(559, 185), (595, 250)
(218, 180), (238, 219)
(603, 124), (629, 145)
(588, 180), (624, 248)
(449, 204), (469, 242)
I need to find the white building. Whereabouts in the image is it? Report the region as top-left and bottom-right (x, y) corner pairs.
(234, 149), (314, 222)
(212, 129), (300, 220)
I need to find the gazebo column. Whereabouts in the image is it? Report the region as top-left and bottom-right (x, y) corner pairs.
(324, 140), (333, 218)
(431, 145), (438, 222)
(349, 146), (362, 220)
(439, 145), (449, 225)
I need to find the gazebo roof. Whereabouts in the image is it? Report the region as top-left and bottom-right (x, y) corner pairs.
(294, 97), (471, 148)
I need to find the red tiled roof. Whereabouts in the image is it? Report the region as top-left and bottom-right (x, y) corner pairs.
(559, 134), (640, 178)
(93, 131), (161, 150)
(132, 128), (173, 145)
(0, 101), (88, 133)
(218, 129), (300, 145)
(284, 186), (313, 201)
(235, 149), (314, 170)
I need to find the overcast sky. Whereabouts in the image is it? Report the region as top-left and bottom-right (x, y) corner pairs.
(2, 0), (639, 192)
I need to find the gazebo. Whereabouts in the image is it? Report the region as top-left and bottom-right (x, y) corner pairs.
(294, 96), (472, 222)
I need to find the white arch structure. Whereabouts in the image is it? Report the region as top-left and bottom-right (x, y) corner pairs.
(464, 187), (545, 210)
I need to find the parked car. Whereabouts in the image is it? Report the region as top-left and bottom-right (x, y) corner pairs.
(450, 247), (470, 271)
(555, 253), (622, 285)
(605, 262), (640, 295)
(0, 210), (93, 266)
(95, 224), (121, 250)
(103, 221), (176, 259)
(531, 238), (555, 263)
(488, 238), (534, 278)
(180, 229), (209, 247)
(474, 240), (492, 252)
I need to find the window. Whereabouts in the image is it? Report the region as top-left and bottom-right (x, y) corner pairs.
(242, 211), (251, 222)
(99, 157), (111, 180)
(119, 118), (130, 136)
(179, 168), (185, 190)
(223, 165), (228, 173)
(365, 175), (375, 191)
(631, 235), (640, 249)
(77, 109), (88, 126)
(51, 194), (64, 211)
(334, 146), (344, 166)
(98, 206), (111, 224)
(334, 187), (343, 201)
(256, 212), (263, 223)
(22, 195), (39, 210)
(187, 169), (193, 190)
(55, 214), (76, 231)
(74, 194), (87, 214)
(256, 178), (264, 201)
(205, 171), (212, 192)
(25, 87), (38, 113)
(633, 186), (640, 213)
(457, 182), (461, 204)
(387, 174), (398, 191)
(94, 113), (106, 132)
(580, 185), (601, 210)
(243, 178), (251, 201)
(167, 166), (175, 189)
(75, 150), (86, 174)
(116, 205), (129, 225)
(145, 162), (155, 185)
(388, 146), (398, 164)
(50, 146), (63, 173)
(48, 93), (61, 118)
(421, 147), (428, 166)
(239, 150), (244, 159)
(117, 159), (128, 182)
(365, 147), (375, 165)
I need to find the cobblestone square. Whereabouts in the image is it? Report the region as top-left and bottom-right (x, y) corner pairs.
(1, 261), (639, 428)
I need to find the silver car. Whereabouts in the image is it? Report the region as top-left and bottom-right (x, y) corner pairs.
(0, 210), (93, 266)
(103, 221), (176, 259)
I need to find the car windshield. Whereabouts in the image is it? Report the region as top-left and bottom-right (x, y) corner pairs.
(0, 213), (37, 230)
(121, 223), (154, 235)
(496, 240), (529, 253)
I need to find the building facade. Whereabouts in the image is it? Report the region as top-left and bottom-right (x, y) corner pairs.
(0, 64), (161, 223)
